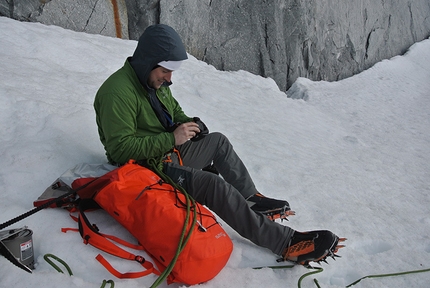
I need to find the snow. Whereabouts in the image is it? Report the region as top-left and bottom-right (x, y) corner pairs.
(1, 16), (430, 288)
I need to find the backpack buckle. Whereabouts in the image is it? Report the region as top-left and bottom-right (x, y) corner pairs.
(135, 255), (145, 264)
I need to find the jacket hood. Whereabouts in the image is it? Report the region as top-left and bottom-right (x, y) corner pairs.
(129, 24), (188, 87)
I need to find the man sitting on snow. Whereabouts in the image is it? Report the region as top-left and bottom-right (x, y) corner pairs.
(94, 24), (344, 265)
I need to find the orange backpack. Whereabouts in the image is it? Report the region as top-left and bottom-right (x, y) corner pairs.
(69, 160), (232, 285)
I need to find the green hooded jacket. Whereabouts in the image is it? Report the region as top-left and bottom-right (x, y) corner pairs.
(94, 24), (191, 165)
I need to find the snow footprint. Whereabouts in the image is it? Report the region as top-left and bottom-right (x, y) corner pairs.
(355, 240), (393, 255)
(343, 135), (359, 144)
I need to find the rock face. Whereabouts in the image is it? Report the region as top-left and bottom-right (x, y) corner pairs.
(2, 0), (430, 91)
(124, 0), (158, 40)
(159, 0), (430, 90)
(0, 0), (129, 39)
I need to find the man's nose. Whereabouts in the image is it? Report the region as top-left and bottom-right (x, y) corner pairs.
(164, 72), (172, 82)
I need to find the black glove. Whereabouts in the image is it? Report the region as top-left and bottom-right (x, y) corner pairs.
(191, 117), (209, 141)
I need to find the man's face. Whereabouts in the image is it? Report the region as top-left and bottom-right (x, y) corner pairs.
(147, 66), (173, 89)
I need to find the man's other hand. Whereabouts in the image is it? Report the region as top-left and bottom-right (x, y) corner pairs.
(173, 122), (201, 145)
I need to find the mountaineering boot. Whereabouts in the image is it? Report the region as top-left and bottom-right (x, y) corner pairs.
(246, 193), (295, 221)
(282, 230), (346, 266)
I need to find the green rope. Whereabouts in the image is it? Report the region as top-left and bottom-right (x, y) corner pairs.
(100, 279), (115, 288)
(146, 158), (197, 288)
(313, 278), (322, 288)
(299, 266), (430, 288)
(305, 266), (430, 288)
(43, 253), (73, 276)
(346, 267), (430, 287)
(297, 267), (324, 288)
(44, 253), (116, 288)
(255, 261), (430, 288)
(252, 263), (323, 288)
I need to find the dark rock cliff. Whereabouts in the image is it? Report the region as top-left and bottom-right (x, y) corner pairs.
(2, 0), (429, 91)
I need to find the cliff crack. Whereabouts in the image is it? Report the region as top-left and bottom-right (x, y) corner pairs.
(202, 47), (208, 62)
(99, 20), (108, 34)
(365, 29), (374, 59)
(408, 2), (416, 42)
(84, 0), (99, 32)
(264, 22), (268, 48)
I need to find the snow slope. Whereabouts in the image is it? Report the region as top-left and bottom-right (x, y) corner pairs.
(1, 17), (429, 288)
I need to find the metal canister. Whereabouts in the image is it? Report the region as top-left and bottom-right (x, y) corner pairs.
(2, 228), (34, 269)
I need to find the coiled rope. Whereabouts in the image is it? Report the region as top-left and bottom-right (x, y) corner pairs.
(146, 158), (198, 288)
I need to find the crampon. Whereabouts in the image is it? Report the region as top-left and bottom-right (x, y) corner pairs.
(281, 230), (346, 266)
(247, 193), (295, 221)
(260, 206), (296, 221)
(302, 236), (347, 267)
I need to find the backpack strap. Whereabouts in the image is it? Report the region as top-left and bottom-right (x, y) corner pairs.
(62, 228), (144, 250)
(75, 199), (159, 279)
(95, 254), (158, 279)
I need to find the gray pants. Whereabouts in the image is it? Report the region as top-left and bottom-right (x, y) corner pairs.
(163, 132), (294, 256)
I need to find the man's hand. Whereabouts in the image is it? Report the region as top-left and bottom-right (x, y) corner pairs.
(173, 122), (201, 145)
